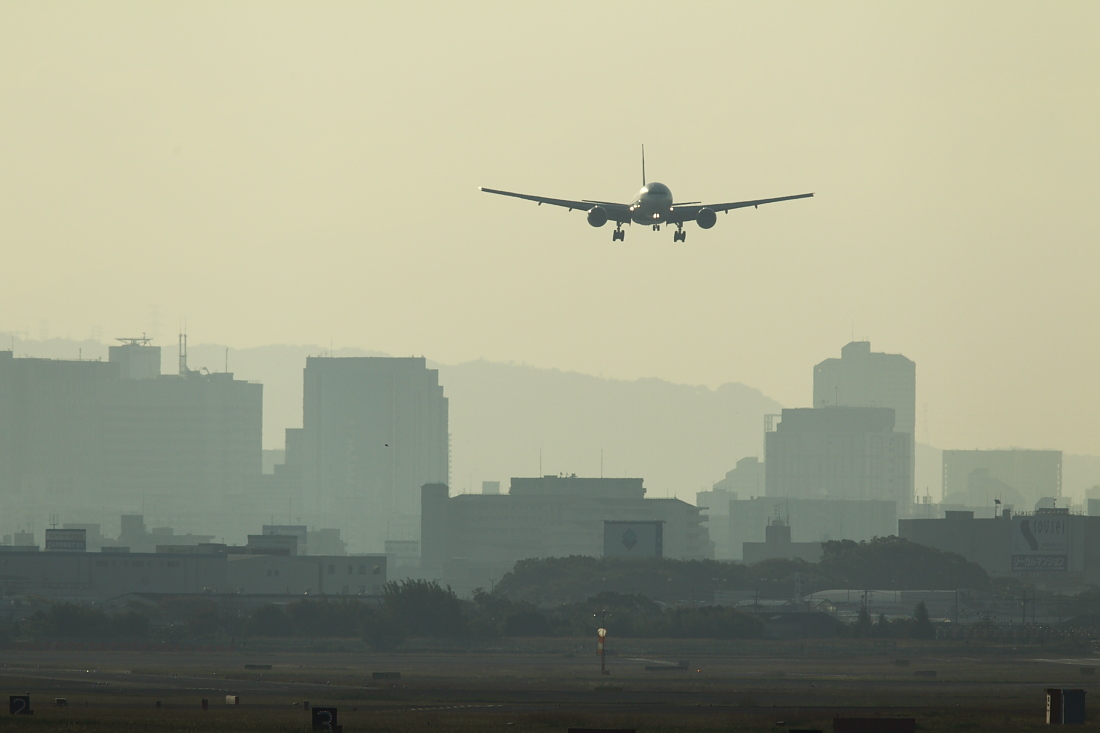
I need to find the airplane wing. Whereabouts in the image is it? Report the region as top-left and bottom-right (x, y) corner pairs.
(669, 192), (813, 222)
(479, 187), (632, 220)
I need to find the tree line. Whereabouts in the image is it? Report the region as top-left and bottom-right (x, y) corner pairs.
(6, 580), (943, 646)
(493, 537), (992, 605)
(0, 539), (1006, 645)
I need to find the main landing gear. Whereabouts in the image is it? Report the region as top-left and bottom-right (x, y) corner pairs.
(673, 228), (687, 242)
(612, 227), (625, 242)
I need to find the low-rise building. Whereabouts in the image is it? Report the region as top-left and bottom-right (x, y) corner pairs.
(900, 507), (1100, 589)
(728, 497), (897, 560)
(0, 548), (386, 600)
(742, 518), (823, 564)
(421, 476), (711, 594)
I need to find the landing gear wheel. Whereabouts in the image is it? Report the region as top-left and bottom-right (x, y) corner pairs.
(612, 229), (625, 242)
(674, 230), (686, 242)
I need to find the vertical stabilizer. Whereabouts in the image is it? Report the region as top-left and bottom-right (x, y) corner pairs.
(641, 144), (646, 186)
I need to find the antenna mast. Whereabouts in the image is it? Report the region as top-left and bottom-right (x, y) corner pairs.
(178, 331), (189, 375)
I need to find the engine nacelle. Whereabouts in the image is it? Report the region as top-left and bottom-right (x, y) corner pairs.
(696, 208), (717, 229)
(586, 206), (608, 228)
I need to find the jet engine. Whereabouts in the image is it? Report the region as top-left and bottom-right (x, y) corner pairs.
(696, 208), (717, 229)
(586, 206), (608, 228)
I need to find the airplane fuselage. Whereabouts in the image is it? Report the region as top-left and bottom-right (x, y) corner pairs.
(629, 181), (673, 225)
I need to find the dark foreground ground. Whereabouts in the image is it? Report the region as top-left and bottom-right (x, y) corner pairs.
(1, 640), (1097, 731)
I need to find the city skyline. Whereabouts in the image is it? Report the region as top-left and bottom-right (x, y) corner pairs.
(1, 3), (1098, 459)
(4, 333), (1099, 512)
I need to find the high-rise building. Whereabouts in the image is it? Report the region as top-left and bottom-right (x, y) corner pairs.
(765, 407), (912, 505)
(296, 357), (448, 552)
(813, 342), (916, 433)
(813, 341), (916, 506)
(0, 343), (262, 535)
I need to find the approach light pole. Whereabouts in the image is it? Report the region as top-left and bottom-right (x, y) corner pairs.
(594, 609), (612, 675)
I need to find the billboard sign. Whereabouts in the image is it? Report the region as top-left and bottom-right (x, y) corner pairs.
(603, 521), (663, 558)
(1011, 514), (1068, 572)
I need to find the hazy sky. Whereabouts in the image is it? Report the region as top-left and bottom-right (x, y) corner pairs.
(2, 2), (1098, 455)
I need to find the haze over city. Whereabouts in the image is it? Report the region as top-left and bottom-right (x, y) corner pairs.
(1, 1), (1098, 460)
(6, 7), (1100, 729)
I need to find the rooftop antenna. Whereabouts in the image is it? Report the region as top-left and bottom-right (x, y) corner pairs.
(641, 144), (646, 186)
(178, 331), (189, 375)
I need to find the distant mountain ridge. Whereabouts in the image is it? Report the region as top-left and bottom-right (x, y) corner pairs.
(439, 358), (781, 499)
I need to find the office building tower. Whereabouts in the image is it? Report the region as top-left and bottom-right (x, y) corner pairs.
(298, 357), (448, 552)
(0, 341), (262, 533)
(814, 341), (916, 506)
(765, 407), (912, 505)
(814, 341), (915, 433)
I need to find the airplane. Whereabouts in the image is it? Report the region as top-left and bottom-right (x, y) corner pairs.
(479, 148), (813, 242)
